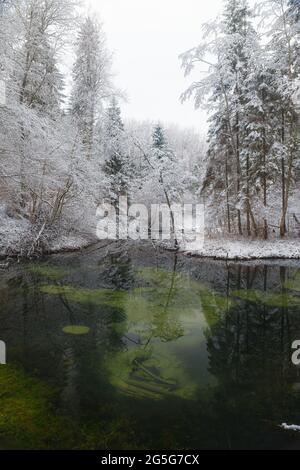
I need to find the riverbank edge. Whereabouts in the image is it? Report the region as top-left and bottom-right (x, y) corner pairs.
(1, 237), (300, 262)
(181, 239), (300, 261)
(0, 235), (99, 262)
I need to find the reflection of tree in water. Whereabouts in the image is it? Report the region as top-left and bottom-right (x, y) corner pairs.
(3, 254), (300, 449)
(0, 266), (123, 425)
(145, 254), (185, 344)
(102, 249), (135, 291)
(201, 265), (300, 449)
(0, 252), (195, 446)
(207, 266), (300, 383)
(53, 250), (136, 424)
(106, 254), (199, 400)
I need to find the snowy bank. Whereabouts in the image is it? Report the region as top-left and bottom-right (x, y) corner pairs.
(0, 209), (97, 258)
(0, 209), (30, 257)
(182, 238), (300, 260)
(47, 234), (98, 254)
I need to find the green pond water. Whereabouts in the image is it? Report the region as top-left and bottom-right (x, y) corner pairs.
(1, 242), (300, 449)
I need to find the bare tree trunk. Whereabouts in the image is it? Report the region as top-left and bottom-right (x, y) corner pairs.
(249, 204), (258, 237)
(279, 1), (297, 238)
(262, 126), (268, 240)
(220, 80), (243, 236)
(236, 113), (243, 236)
(246, 154), (251, 237)
(280, 157), (286, 238)
(225, 153), (231, 234)
(280, 115), (297, 238)
(160, 172), (179, 249)
(86, 101), (95, 160)
(280, 110), (287, 238)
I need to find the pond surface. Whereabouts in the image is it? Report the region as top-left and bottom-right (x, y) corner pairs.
(1, 241), (300, 449)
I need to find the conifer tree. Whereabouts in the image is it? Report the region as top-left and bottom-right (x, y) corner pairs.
(103, 97), (128, 206)
(265, 0), (299, 236)
(152, 124), (167, 152)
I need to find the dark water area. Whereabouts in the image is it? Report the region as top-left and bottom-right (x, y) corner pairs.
(1, 241), (300, 450)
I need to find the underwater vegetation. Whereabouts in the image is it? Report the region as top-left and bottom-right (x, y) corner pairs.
(0, 366), (77, 449)
(62, 325), (90, 335)
(1, 254), (300, 450)
(27, 264), (71, 280)
(233, 270), (300, 308)
(284, 272), (300, 293)
(40, 284), (126, 308)
(233, 289), (300, 307)
(38, 266), (232, 400)
(0, 365), (140, 450)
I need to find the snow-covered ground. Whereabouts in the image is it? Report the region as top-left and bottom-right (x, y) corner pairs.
(1, 205), (299, 260)
(182, 238), (300, 260)
(0, 208), (29, 257)
(48, 234), (97, 254)
(0, 207), (97, 258)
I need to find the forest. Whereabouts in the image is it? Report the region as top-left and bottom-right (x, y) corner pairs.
(0, 0), (299, 258)
(1, 0), (300, 453)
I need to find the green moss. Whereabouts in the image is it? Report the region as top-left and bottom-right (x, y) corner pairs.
(39, 266), (231, 402)
(39, 268), (231, 328)
(0, 366), (76, 449)
(261, 293), (300, 308)
(135, 267), (180, 286)
(40, 284), (126, 309)
(27, 264), (70, 280)
(232, 289), (264, 303)
(232, 288), (300, 308)
(0, 365), (137, 450)
(135, 267), (232, 325)
(284, 272), (300, 292)
(62, 325), (90, 335)
(200, 289), (233, 326)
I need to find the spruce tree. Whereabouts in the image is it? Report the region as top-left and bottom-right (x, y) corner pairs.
(152, 124), (167, 152)
(267, 0), (299, 236)
(103, 97), (128, 206)
(204, 0), (256, 235)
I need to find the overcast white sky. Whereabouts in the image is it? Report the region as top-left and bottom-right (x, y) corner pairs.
(86, 0), (225, 132)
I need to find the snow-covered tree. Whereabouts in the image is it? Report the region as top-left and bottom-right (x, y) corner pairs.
(71, 16), (113, 159)
(262, 0), (299, 236)
(181, 0), (299, 239)
(181, 0), (259, 235)
(152, 124), (167, 152)
(0, 1), (109, 255)
(103, 97), (129, 206)
(124, 119), (206, 207)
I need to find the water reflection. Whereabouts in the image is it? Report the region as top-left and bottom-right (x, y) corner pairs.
(0, 244), (300, 449)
